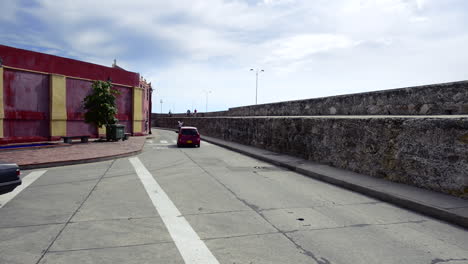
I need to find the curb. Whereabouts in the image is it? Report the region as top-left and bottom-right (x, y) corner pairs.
(201, 136), (468, 229)
(19, 149), (144, 170)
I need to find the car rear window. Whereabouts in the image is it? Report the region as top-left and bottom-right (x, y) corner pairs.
(181, 129), (198, 135)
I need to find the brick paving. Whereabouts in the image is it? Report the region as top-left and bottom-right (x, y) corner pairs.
(0, 136), (147, 168)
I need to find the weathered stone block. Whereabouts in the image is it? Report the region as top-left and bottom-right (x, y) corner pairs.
(225, 81), (468, 116)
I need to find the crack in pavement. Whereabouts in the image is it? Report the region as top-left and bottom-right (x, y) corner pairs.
(258, 201), (385, 212)
(183, 151), (333, 264)
(27, 178), (100, 188)
(180, 209), (251, 217)
(147, 161), (195, 172)
(0, 222), (65, 230)
(234, 195), (332, 264)
(47, 241), (174, 253)
(102, 172), (137, 179)
(284, 219), (428, 233)
(68, 215), (160, 224)
(34, 159), (117, 264)
(202, 231), (281, 241)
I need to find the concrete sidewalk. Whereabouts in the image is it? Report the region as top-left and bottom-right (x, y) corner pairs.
(201, 135), (468, 229)
(0, 136), (147, 170)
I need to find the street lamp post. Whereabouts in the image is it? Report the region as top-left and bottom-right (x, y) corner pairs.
(149, 87), (153, 134)
(160, 99), (163, 114)
(250, 68), (264, 105)
(203, 90), (211, 112)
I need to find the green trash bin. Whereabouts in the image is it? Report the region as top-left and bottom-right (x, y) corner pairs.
(106, 124), (125, 141)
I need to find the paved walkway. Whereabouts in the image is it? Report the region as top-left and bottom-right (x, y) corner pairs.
(200, 134), (468, 229)
(0, 136), (147, 169)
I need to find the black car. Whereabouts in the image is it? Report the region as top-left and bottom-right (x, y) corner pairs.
(0, 162), (21, 195)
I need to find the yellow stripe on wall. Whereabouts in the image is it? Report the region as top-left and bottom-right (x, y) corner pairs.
(133, 87), (143, 133)
(50, 74), (67, 137)
(98, 126), (106, 136)
(0, 67), (4, 138)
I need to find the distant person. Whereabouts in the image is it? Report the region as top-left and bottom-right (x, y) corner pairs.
(186, 109), (191, 116)
(168, 110), (172, 117)
(194, 109), (197, 116)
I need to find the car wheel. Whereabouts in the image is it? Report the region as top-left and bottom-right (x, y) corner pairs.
(177, 144), (181, 148)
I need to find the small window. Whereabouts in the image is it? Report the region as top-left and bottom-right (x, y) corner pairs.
(181, 129), (198, 135)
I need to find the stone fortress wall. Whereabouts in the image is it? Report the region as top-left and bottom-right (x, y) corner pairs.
(153, 81), (468, 198)
(227, 81), (468, 116)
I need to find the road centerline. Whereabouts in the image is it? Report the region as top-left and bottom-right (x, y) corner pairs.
(129, 157), (219, 264)
(0, 170), (47, 208)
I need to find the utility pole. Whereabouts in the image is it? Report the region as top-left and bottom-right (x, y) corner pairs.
(149, 86), (153, 134)
(204, 90), (211, 112)
(250, 69), (264, 105)
(160, 99), (163, 114)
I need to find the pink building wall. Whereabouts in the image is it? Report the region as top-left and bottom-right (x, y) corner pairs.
(1, 45), (151, 144)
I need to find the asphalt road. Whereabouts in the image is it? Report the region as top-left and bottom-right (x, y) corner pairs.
(1, 129), (467, 264)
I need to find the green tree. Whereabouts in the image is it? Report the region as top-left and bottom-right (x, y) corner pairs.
(83, 80), (120, 128)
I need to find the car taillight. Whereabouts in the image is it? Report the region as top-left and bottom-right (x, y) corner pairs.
(16, 169), (20, 176)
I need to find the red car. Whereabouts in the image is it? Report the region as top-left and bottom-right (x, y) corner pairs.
(177, 127), (201, 147)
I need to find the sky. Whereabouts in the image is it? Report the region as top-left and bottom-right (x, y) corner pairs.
(1, 0), (468, 113)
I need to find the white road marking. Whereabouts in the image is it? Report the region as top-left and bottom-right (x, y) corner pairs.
(0, 170), (47, 208)
(129, 157), (219, 264)
(172, 139), (177, 143)
(160, 140), (168, 144)
(155, 147), (169, 150)
(147, 139), (154, 144)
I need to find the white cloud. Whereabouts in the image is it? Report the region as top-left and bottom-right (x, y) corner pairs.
(262, 0), (295, 6)
(0, 0), (21, 23)
(72, 31), (113, 52)
(262, 34), (359, 66)
(1, 0), (468, 112)
(410, 16), (429, 23)
(416, 0), (427, 9)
